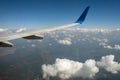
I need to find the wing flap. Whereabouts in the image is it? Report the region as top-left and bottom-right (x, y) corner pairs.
(22, 35), (43, 39)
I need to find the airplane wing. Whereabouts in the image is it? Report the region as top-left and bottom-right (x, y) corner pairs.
(0, 6), (90, 47)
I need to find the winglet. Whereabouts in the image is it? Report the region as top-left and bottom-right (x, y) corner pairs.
(75, 6), (90, 24)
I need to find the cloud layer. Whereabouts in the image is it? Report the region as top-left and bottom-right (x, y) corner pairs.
(97, 55), (120, 74)
(42, 55), (120, 80)
(42, 58), (98, 80)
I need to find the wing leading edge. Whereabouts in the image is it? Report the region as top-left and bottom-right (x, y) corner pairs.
(0, 6), (90, 47)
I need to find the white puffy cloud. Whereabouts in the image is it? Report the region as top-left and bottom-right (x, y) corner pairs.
(97, 55), (120, 74)
(92, 37), (108, 43)
(76, 59), (99, 78)
(16, 28), (27, 32)
(58, 38), (72, 45)
(42, 58), (99, 80)
(0, 28), (8, 32)
(31, 44), (36, 47)
(114, 45), (120, 50)
(103, 45), (113, 49)
(100, 43), (120, 50)
(42, 55), (120, 79)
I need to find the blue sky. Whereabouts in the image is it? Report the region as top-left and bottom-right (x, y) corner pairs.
(0, 0), (120, 29)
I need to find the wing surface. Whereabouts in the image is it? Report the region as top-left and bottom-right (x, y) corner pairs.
(0, 6), (90, 47)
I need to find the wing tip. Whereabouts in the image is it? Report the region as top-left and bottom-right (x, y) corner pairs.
(75, 6), (90, 24)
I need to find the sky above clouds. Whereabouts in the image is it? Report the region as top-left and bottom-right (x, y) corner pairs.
(0, 0), (120, 29)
